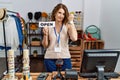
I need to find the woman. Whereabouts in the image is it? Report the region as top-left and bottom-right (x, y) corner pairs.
(42, 3), (77, 72)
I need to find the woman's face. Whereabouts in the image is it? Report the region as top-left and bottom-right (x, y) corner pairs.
(55, 8), (65, 22)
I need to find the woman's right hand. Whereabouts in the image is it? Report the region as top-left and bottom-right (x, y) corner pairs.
(43, 26), (49, 36)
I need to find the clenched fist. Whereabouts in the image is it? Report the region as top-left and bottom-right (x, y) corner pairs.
(43, 26), (49, 36)
(68, 13), (74, 22)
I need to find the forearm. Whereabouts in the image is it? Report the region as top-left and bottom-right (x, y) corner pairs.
(68, 22), (78, 41)
(42, 35), (49, 48)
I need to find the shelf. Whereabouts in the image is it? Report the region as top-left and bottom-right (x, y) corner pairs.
(28, 45), (41, 47)
(27, 22), (38, 24)
(30, 55), (44, 59)
(76, 27), (82, 31)
(27, 34), (41, 36)
(27, 21), (44, 55)
(30, 41), (41, 46)
(69, 29), (83, 71)
(83, 40), (104, 49)
(69, 46), (82, 51)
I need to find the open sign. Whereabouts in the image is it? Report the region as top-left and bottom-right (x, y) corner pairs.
(39, 21), (55, 27)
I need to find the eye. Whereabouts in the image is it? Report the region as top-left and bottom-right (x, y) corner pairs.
(58, 12), (61, 14)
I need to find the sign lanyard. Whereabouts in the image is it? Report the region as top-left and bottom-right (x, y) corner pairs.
(54, 25), (63, 45)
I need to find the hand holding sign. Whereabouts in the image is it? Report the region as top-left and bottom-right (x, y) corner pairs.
(39, 21), (55, 28)
(43, 26), (49, 36)
(39, 21), (55, 36)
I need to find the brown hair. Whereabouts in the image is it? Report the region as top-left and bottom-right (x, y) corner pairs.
(51, 3), (69, 24)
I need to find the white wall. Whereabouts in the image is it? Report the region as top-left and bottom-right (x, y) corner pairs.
(100, 0), (120, 49)
(83, 0), (101, 30)
(62, 0), (83, 12)
(0, 1), (12, 10)
(100, 0), (120, 72)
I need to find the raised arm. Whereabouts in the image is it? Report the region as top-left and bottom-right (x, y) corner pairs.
(67, 14), (78, 41)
